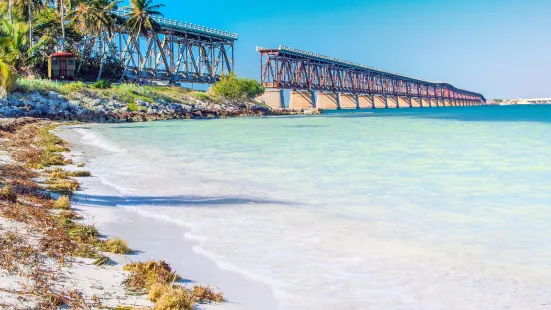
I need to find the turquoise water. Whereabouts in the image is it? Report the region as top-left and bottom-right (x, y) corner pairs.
(73, 105), (551, 309)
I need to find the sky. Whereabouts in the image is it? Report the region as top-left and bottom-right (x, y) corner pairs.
(138, 0), (550, 99)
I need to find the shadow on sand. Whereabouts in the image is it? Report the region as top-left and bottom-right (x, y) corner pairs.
(73, 193), (293, 208)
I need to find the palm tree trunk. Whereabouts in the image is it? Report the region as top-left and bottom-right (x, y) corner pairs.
(28, 0), (33, 48)
(76, 35), (91, 74)
(60, 0), (66, 51)
(8, 0), (13, 24)
(137, 23), (142, 78)
(97, 33), (107, 81)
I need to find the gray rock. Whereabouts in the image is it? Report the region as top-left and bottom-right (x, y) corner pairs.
(136, 99), (149, 107)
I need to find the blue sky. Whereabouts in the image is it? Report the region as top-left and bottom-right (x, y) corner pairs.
(140, 0), (550, 99)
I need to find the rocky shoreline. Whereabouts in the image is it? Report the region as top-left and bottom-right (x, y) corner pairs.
(0, 90), (322, 123)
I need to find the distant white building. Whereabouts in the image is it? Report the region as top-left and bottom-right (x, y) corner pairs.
(500, 98), (551, 105)
(516, 98), (551, 105)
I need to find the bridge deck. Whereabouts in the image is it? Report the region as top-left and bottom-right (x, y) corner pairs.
(257, 46), (485, 102)
(114, 10), (238, 42)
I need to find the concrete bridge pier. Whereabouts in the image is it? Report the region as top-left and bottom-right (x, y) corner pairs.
(421, 97), (430, 107)
(317, 92), (340, 109)
(339, 93), (359, 109)
(290, 90), (316, 109)
(411, 97), (422, 108)
(397, 96), (410, 108)
(429, 98), (438, 107)
(444, 99), (451, 107)
(387, 96), (399, 108)
(374, 95), (387, 108)
(257, 89), (285, 109)
(358, 94), (374, 109)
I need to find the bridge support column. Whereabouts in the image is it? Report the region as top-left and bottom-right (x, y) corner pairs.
(374, 95), (387, 108)
(257, 89), (284, 109)
(290, 90), (315, 109)
(444, 99), (451, 107)
(358, 94), (374, 109)
(421, 97), (430, 107)
(430, 98), (437, 107)
(397, 96), (410, 108)
(339, 93), (359, 109)
(316, 92), (340, 110)
(412, 97), (422, 108)
(387, 96), (399, 108)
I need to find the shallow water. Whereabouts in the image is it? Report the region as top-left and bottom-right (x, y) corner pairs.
(65, 106), (551, 309)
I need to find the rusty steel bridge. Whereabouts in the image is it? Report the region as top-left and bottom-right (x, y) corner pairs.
(257, 46), (486, 109)
(88, 10), (237, 84)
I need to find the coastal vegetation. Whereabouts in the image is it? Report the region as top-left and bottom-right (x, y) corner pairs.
(0, 0), (266, 106)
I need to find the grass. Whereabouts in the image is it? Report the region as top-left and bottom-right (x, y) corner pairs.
(93, 79), (112, 89)
(53, 195), (71, 210)
(47, 168), (92, 179)
(0, 184), (17, 202)
(191, 91), (210, 101)
(149, 284), (194, 310)
(47, 179), (80, 192)
(123, 260), (181, 291)
(192, 285), (224, 304)
(105, 238), (132, 254)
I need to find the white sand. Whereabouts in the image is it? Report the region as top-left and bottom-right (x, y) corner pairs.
(57, 128), (276, 310)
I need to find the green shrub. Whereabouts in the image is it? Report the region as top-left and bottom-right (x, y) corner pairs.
(93, 79), (112, 89)
(127, 102), (139, 112)
(209, 72), (264, 104)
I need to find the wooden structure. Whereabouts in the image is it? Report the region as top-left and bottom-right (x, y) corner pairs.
(48, 52), (77, 80)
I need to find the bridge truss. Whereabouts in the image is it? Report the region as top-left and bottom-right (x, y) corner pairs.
(257, 46), (485, 103)
(88, 11), (237, 84)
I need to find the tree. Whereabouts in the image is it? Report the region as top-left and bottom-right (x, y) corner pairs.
(125, 0), (167, 79)
(70, 0), (119, 80)
(0, 22), (17, 95)
(51, 0), (78, 50)
(210, 72), (265, 106)
(13, 0), (45, 49)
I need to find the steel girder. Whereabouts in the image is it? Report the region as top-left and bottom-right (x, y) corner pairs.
(258, 47), (485, 103)
(91, 27), (235, 84)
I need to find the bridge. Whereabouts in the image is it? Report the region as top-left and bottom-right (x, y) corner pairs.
(256, 46), (486, 110)
(88, 10), (237, 84)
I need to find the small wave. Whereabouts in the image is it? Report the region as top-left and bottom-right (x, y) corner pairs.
(131, 208), (290, 303)
(73, 128), (125, 153)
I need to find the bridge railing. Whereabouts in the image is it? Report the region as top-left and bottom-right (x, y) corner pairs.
(113, 10), (238, 41)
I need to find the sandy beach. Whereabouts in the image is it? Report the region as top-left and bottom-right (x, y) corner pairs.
(0, 119), (236, 309)
(56, 126), (277, 310)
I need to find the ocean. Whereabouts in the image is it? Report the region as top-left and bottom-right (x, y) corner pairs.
(60, 105), (551, 309)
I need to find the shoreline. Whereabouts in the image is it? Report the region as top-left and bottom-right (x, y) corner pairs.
(58, 125), (278, 309)
(0, 118), (243, 309)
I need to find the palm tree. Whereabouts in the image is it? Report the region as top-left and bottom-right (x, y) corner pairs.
(125, 0), (164, 78)
(0, 21), (17, 96)
(13, 0), (44, 48)
(70, 0), (119, 80)
(52, 0), (78, 50)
